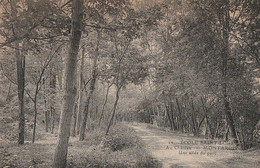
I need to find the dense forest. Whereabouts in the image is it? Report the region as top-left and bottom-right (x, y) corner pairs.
(0, 0), (259, 167)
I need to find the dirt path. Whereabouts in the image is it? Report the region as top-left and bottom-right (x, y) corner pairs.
(129, 123), (259, 168)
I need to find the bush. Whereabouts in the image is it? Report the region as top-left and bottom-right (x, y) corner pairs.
(103, 124), (139, 151)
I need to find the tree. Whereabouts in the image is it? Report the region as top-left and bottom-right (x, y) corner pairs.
(79, 30), (101, 141)
(10, 0), (26, 145)
(53, 0), (84, 167)
(25, 44), (62, 143)
(104, 31), (149, 135)
(218, 0), (239, 145)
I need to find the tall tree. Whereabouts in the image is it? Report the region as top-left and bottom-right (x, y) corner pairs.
(219, 0), (238, 145)
(53, 0), (84, 167)
(10, 0), (26, 145)
(79, 30), (101, 141)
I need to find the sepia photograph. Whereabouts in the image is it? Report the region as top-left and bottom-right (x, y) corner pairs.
(0, 0), (259, 167)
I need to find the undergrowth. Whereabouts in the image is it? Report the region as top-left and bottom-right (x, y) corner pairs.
(0, 117), (162, 168)
(68, 122), (162, 168)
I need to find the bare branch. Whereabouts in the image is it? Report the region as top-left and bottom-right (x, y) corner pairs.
(24, 88), (35, 103)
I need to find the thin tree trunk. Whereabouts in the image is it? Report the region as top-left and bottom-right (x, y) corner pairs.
(76, 46), (85, 135)
(164, 101), (173, 130)
(5, 83), (12, 102)
(53, 0), (83, 167)
(176, 98), (183, 132)
(71, 100), (78, 137)
(43, 78), (49, 132)
(200, 97), (211, 138)
(225, 126), (229, 141)
(190, 100), (198, 136)
(57, 67), (63, 90)
(90, 89), (95, 119)
(49, 67), (57, 134)
(32, 97), (37, 143)
(44, 110), (49, 132)
(51, 107), (55, 134)
(214, 120), (220, 139)
(205, 115), (211, 138)
(169, 102), (177, 130)
(44, 82), (49, 132)
(98, 83), (112, 125)
(162, 92), (174, 130)
(79, 30), (100, 141)
(95, 105), (98, 120)
(106, 86), (121, 135)
(79, 90), (91, 140)
(32, 80), (41, 143)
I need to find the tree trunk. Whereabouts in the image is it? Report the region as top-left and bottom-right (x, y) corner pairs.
(16, 44), (25, 145)
(176, 98), (183, 132)
(32, 80), (41, 143)
(95, 105), (98, 120)
(51, 107), (55, 134)
(221, 0), (238, 145)
(5, 83), (12, 102)
(214, 120), (220, 139)
(76, 46), (85, 135)
(43, 79), (49, 132)
(10, 0), (25, 145)
(200, 97), (212, 138)
(190, 100), (199, 136)
(90, 89), (95, 119)
(71, 59), (79, 137)
(106, 86), (121, 135)
(225, 126), (229, 141)
(45, 110), (49, 132)
(57, 67), (63, 90)
(164, 101), (173, 130)
(78, 90), (91, 141)
(52, 0), (83, 167)
(169, 102), (177, 130)
(50, 70), (56, 134)
(98, 83), (112, 125)
(71, 100), (78, 137)
(79, 30), (100, 141)
(32, 98), (37, 143)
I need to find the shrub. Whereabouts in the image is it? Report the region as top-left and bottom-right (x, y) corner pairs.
(103, 124), (139, 151)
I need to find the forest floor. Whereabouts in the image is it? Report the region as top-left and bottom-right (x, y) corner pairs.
(0, 121), (161, 168)
(0, 121), (259, 168)
(129, 122), (260, 168)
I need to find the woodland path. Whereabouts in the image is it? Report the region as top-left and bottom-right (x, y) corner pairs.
(128, 123), (259, 168)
